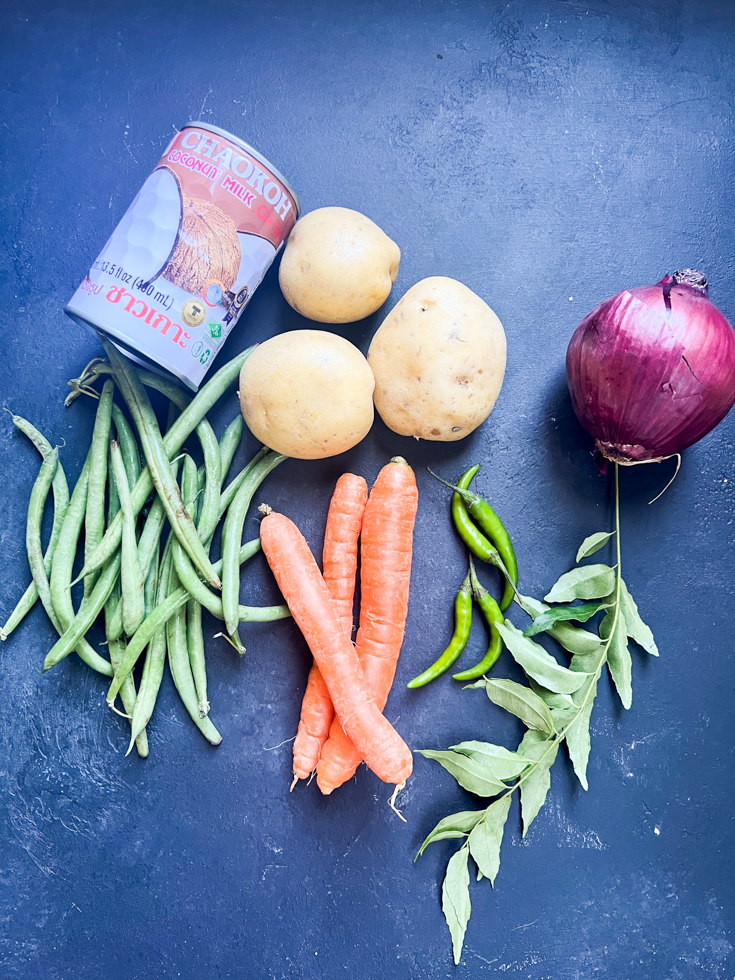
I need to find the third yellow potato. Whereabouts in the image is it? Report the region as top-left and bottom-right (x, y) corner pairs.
(367, 276), (507, 441)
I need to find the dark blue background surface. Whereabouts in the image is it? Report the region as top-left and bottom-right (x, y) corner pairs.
(1, 2), (734, 977)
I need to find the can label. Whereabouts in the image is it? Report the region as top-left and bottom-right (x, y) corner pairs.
(65, 123), (299, 389)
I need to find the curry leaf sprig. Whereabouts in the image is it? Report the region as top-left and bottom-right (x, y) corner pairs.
(417, 464), (659, 964)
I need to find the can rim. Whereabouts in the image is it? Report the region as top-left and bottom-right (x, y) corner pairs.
(185, 121), (301, 218)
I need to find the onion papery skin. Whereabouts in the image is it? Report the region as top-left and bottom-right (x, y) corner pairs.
(566, 274), (735, 463)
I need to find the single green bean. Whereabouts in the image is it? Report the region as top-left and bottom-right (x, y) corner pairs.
(46, 452), (113, 677)
(166, 564), (222, 745)
(431, 467), (519, 611)
(187, 598), (207, 717)
(218, 414), (243, 483)
(105, 581), (148, 756)
(108, 442), (120, 521)
(102, 340), (221, 590)
(196, 422), (221, 546)
(1, 416), (70, 640)
(143, 539), (159, 620)
(42, 551), (121, 672)
(407, 570), (473, 688)
(79, 345), (254, 583)
(84, 380), (114, 596)
(10, 415), (70, 541)
(453, 556), (505, 681)
(109, 636), (149, 757)
(105, 459), (180, 642)
(218, 445), (270, 518)
(180, 456), (209, 717)
(221, 451), (287, 636)
(111, 440), (145, 636)
(127, 536), (174, 753)
(26, 448), (63, 634)
(107, 538), (287, 703)
(50, 454), (90, 628)
(111, 402), (141, 489)
(138, 456), (181, 579)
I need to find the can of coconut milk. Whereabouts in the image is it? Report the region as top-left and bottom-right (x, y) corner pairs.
(65, 122), (300, 389)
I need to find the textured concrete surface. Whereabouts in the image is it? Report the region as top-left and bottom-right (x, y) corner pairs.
(0, 1), (734, 977)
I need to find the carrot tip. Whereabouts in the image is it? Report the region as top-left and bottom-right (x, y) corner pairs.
(258, 503), (273, 516)
(289, 775), (299, 792)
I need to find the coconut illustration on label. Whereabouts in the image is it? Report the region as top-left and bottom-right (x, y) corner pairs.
(65, 122), (300, 390)
(162, 195), (241, 295)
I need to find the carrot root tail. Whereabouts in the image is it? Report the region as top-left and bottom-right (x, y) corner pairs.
(289, 774), (299, 792)
(388, 781), (407, 822)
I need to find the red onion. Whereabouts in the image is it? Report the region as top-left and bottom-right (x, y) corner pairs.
(566, 270), (735, 463)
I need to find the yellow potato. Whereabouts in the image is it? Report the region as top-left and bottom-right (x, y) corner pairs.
(367, 277), (507, 441)
(278, 207), (400, 323)
(239, 330), (375, 459)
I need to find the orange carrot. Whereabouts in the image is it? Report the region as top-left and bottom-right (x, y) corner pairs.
(291, 474), (367, 786)
(316, 457), (418, 795)
(260, 509), (413, 789)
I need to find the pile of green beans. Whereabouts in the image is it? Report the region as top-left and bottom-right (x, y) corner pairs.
(407, 466), (519, 688)
(1, 345), (292, 756)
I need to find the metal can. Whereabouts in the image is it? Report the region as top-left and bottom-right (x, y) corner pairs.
(65, 122), (300, 389)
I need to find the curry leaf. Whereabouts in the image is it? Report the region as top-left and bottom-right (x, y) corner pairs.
(529, 678), (575, 710)
(601, 610), (632, 709)
(550, 621), (605, 657)
(416, 810), (486, 858)
(417, 750), (507, 797)
(442, 847), (471, 965)
(517, 729), (559, 836)
(449, 740), (533, 781)
(523, 601), (605, 637)
(483, 677), (555, 735)
(520, 595), (604, 657)
(545, 564), (616, 603)
(564, 678), (597, 790)
(467, 794), (512, 886)
(576, 531), (615, 562)
(497, 622), (591, 695)
(620, 580), (659, 656)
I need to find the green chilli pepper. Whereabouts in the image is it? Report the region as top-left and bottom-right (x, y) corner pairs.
(407, 569), (473, 688)
(453, 556), (504, 681)
(431, 467), (518, 611)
